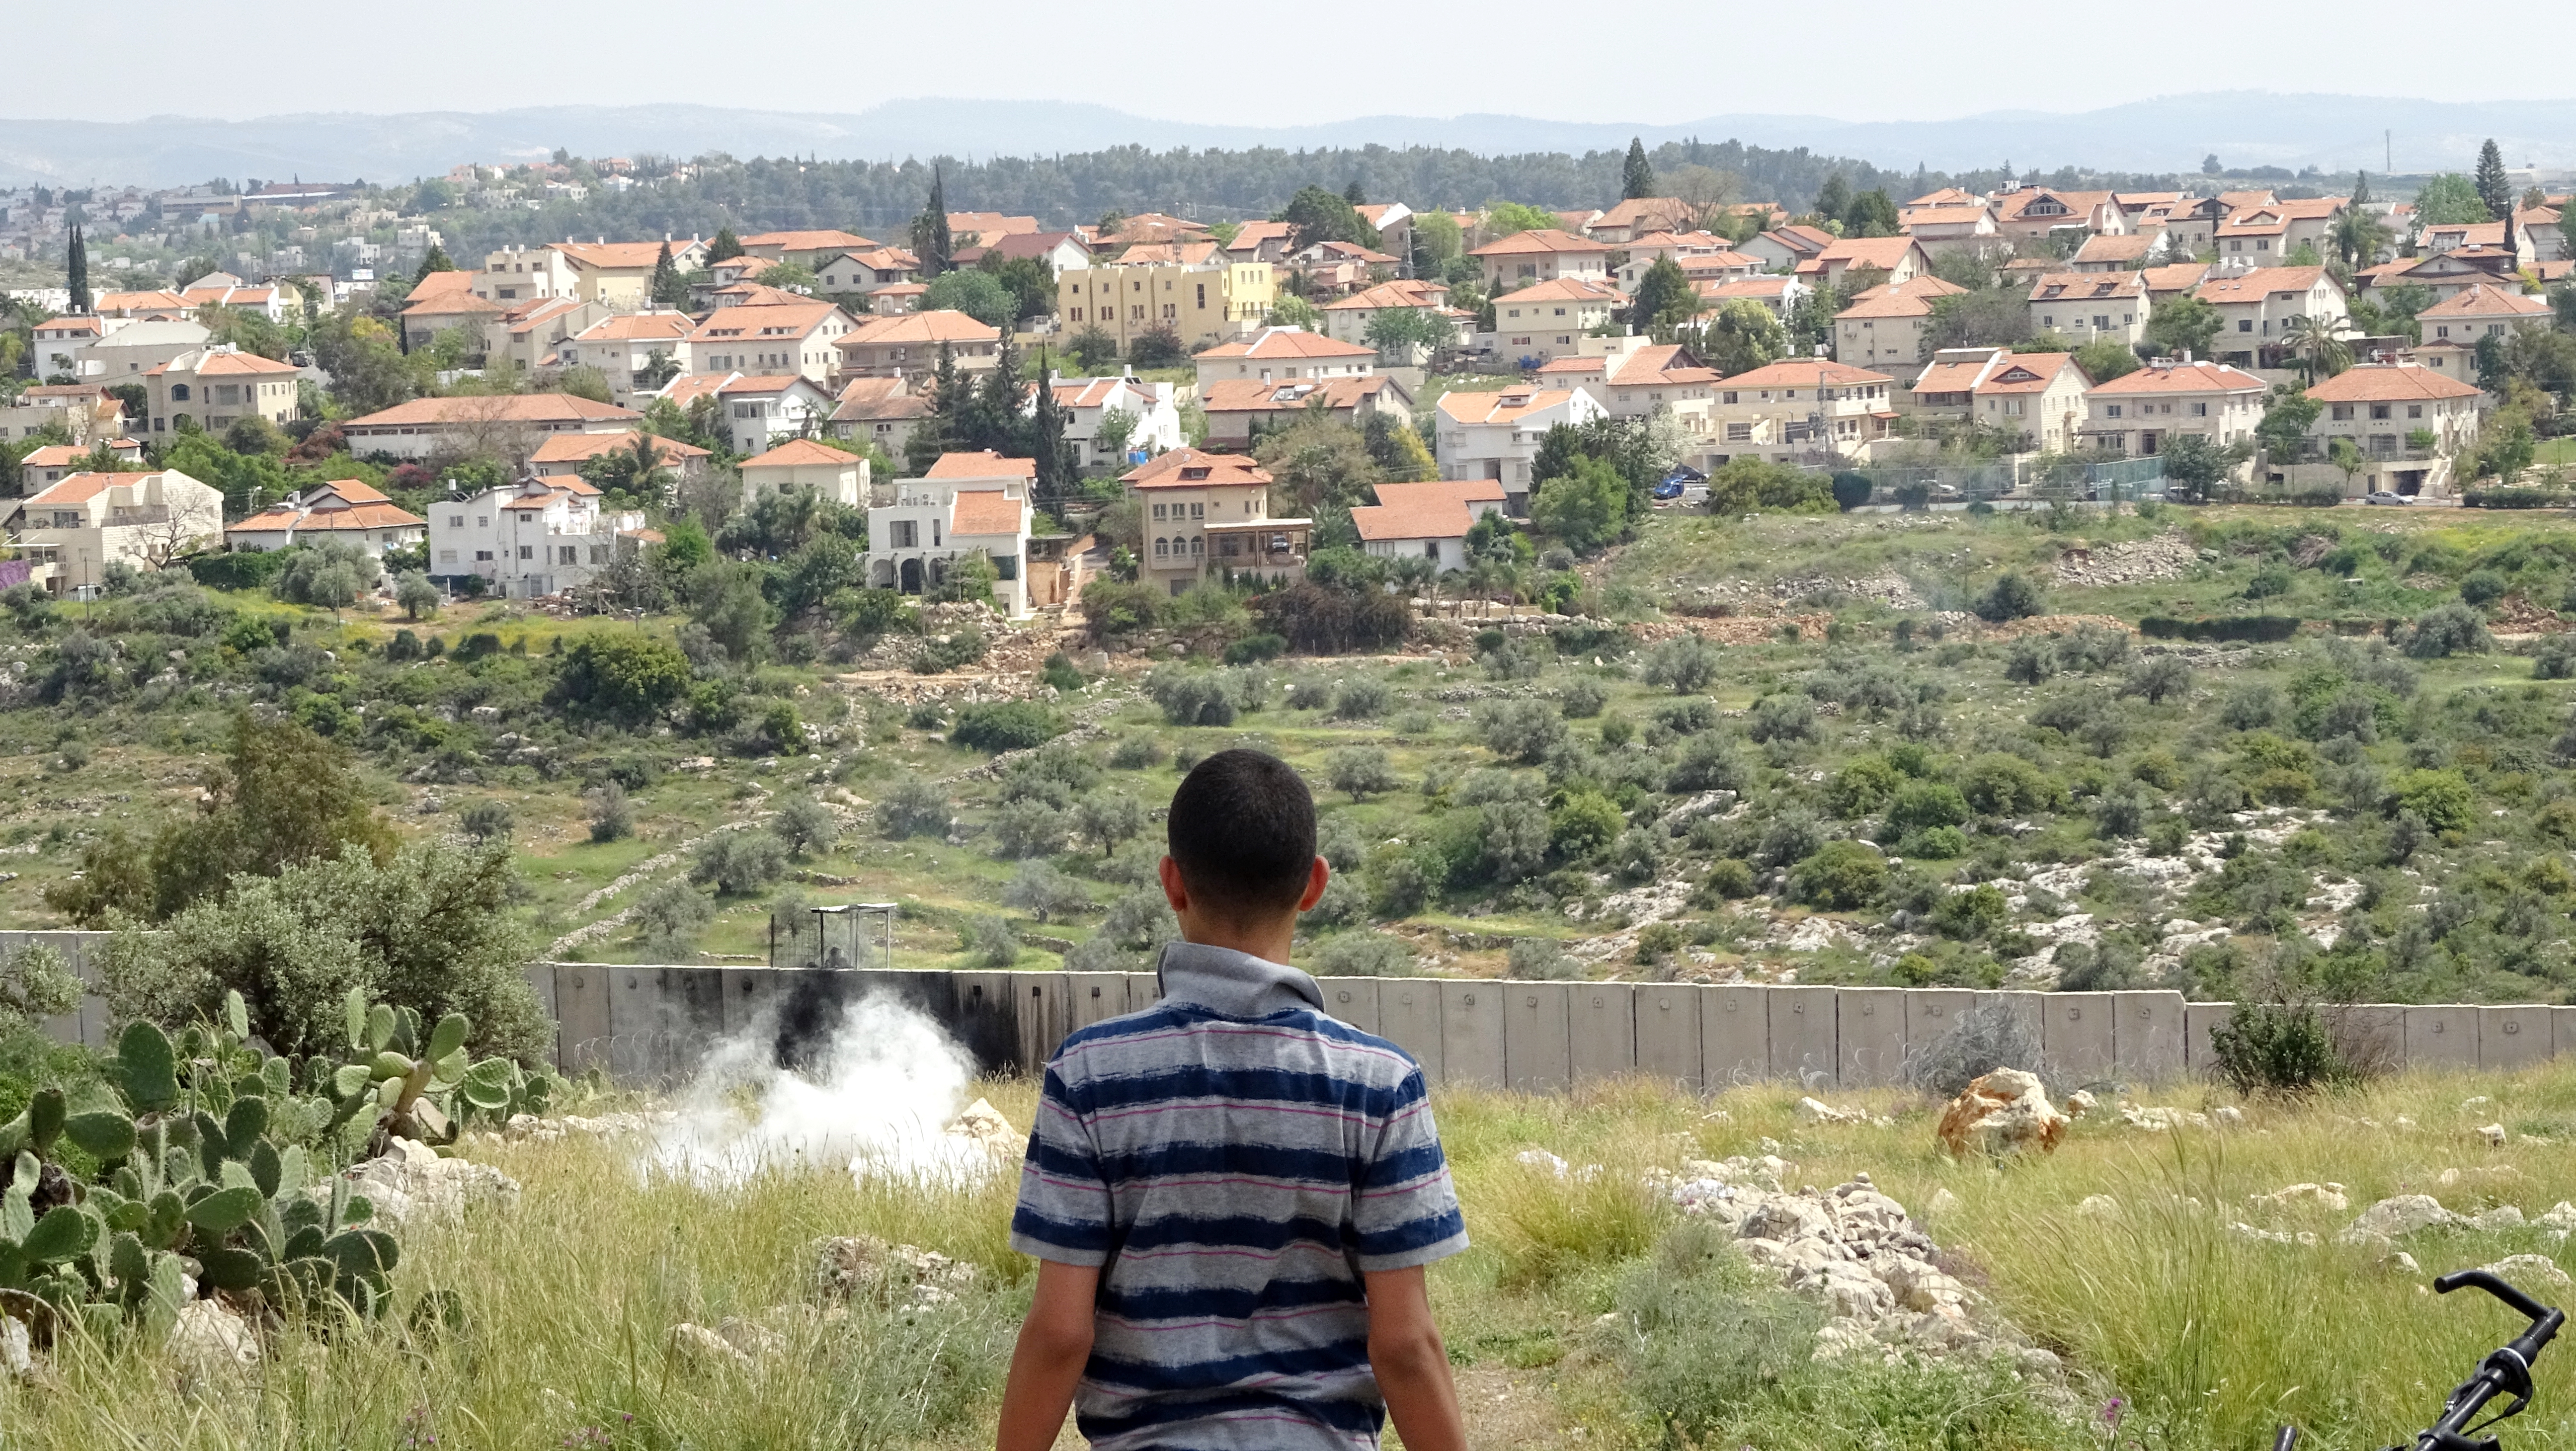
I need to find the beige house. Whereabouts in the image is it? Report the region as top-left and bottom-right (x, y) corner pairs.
(1318, 279), (1460, 348)
(1740, 225), (1838, 271)
(1057, 256), (1275, 350)
(714, 375), (837, 456)
(485, 297), (607, 375)
(1192, 326), (1376, 389)
(2193, 265), (2351, 368)
(1899, 204), (1999, 245)
(1586, 198), (1698, 245)
(401, 289), (507, 351)
(1122, 449), (1309, 592)
(552, 239), (708, 309)
(1350, 479), (1509, 572)
(816, 246), (920, 302)
(79, 320), (212, 383)
(2071, 233), (2165, 272)
(740, 230), (877, 266)
(1, 384), (128, 448)
(1434, 385), (1611, 513)
(2416, 283), (2550, 347)
(146, 346), (301, 437)
(1695, 274), (1809, 318)
(475, 244), (580, 305)
(1834, 276), (1968, 368)
(527, 430), (713, 486)
(339, 394), (641, 462)
(557, 312), (697, 405)
(1466, 229), (1612, 290)
(739, 437), (868, 507)
(1795, 236), (1931, 289)
(4, 467), (225, 593)
(1992, 186), (2124, 243)
(2287, 362), (2482, 497)
(2079, 358), (2266, 461)
(1970, 352), (2092, 453)
(1198, 375), (1414, 451)
(1484, 277), (1623, 365)
(836, 310), (1003, 379)
(17, 439), (143, 492)
(2026, 272), (2152, 347)
(827, 376), (935, 456)
(685, 301), (858, 386)
(1533, 337), (1721, 460)
(1706, 359), (1898, 464)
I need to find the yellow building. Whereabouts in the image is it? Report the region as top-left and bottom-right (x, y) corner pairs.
(1058, 252), (1274, 350)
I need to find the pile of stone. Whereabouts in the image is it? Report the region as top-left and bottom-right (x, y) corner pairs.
(814, 1233), (982, 1312)
(340, 1137), (522, 1230)
(2052, 531), (2198, 588)
(1653, 1156), (2055, 1370)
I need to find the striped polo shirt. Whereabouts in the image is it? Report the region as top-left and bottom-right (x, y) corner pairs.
(1009, 941), (1467, 1451)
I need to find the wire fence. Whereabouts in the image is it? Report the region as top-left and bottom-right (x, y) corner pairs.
(1848, 455), (2167, 505)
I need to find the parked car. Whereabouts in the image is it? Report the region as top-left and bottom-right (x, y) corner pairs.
(2366, 491), (2407, 505)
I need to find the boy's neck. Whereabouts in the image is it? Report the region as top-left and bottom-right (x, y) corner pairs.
(1176, 915), (1297, 968)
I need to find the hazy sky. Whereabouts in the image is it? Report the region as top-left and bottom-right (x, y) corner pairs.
(13, 1), (2576, 124)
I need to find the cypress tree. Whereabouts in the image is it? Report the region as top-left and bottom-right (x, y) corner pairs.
(707, 227), (743, 263)
(649, 240), (682, 307)
(2352, 171), (2373, 207)
(1030, 350), (1075, 510)
(415, 244), (456, 281)
(2475, 139), (2512, 221)
(65, 225), (90, 315)
(1621, 138), (1656, 201)
(912, 167), (954, 278)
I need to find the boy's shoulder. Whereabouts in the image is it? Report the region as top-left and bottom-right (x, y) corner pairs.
(1050, 996), (1425, 1085)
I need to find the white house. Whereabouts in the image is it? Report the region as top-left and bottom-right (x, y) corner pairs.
(1434, 385), (1610, 515)
(683, 301), (858, 386)
(1191, 326), (1376, 389)
(222, 478), (426, 557)
(556, 311), (695, 405)
(711, 375), (837, 456)
(3, 468), (226, 594)
(865, 453), (1036, 617)
(1044, 374), (1185, 469)
(739, 437), (868, 508)
(1349, 479), (1508, 573)
(425, 477), (650, 599)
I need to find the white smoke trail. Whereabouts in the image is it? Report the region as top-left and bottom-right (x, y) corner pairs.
(643, 993), (1005, 1188)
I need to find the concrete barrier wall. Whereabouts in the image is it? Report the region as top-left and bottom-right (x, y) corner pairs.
(14, 928), (2576, 1095)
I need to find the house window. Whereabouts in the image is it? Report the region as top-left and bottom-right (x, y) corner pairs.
(1153, 538), (1168, 559)
(518, 546), (533, 560)
(890, 520), (917, 547)
(2370, 404), (2392, 420)
(2190, 402), (2208, 417)
(2239, 320), (2254, 332)
(558, 546), (577, 564)
(2331, 404), (2353, 420)
(1190, 537), (1203, 556)
(2106, 405), (2123, 418)
(2408, 404), (2423, 419)
(170, 384), (189, 401)
(1152, 503), (1166, 520)
(1190, 502), (1204, 519)
(437, 550), (457, 564)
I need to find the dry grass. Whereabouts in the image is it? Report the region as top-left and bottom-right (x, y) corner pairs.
(14, 1066), (2576, 1450)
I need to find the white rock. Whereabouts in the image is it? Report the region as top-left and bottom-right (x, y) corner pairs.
(2470, 1207), (2527, 1231)
(2535, 1202), (2576, 1231)
(2250, 1183), (2349, 1213)
(1935, 1069), (2068, 1157)
(0, 1317), (26, 1379)
(2478, 1123), (2508, 1147)
(2065, 1090), (2098, 1116)
(168, 1299), (260, 1376)
(2214, 1106), (2245, 1126)
(343, 1143), (521, 1229)
(669, 1322), (754, 1372)
(2121, 1105), (2211, 1132)
(2338, 1195), (2457, 1244)
(1797, 1096), (1862, 1125)
(1515, 1148), (1571, 1177)
(2483, 1254), (2575, 1290)
(2383, 1251), (2422, 1275)
(2077, 1195), (2120, 1217)
(1926, 1188), (1961, 1216)
(2227, 1221), (2297, 1244)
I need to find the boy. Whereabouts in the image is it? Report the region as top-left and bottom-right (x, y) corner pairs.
(998, 749), (1469, 1451)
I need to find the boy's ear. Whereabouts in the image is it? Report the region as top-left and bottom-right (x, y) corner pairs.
(1296, 856), (1329, 913)
(1158, 854), (1191, 914)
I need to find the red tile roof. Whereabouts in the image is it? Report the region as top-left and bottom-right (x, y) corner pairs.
(949, 488), (1024, 536)
(1121, 448), (1272, 489)
(740, 438), (861, 469)
(2302, 363), (2482, 402)
(927, 451), (1036, 481)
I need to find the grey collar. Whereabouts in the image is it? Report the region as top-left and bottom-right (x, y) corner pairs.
(1155, 940), (1324, 1019)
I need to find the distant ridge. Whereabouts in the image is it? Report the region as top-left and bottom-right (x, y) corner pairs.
(4, 93), (2575, 188)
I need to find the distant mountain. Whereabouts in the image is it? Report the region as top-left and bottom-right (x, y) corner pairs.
(2, 93), (2572, 189)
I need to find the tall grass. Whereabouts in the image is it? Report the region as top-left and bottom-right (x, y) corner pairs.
(17, 1067), (2576, 1450)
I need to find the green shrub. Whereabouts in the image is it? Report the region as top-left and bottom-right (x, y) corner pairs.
(1308, 933), (1415, 977)
(1788, 841), (1885, 909)
(2210, 1000), (2348, 1095)
(951, 701), (1066, 752)
(1702, 858), (1757, 900)
(1973, 571), (2045, 622)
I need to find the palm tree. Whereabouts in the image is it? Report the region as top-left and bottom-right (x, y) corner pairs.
(2330, 208), (2392, 270)
(2284, 313), (2351, 381)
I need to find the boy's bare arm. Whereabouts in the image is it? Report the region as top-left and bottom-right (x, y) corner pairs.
(1364, 1266), (1466, 1451)
(996, 1259), (1100, 1451)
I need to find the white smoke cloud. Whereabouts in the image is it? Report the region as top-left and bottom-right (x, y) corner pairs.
(644, 992), (1001, 1188)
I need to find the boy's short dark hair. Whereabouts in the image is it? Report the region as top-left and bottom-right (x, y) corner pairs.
(1167, 749), (1317, 916)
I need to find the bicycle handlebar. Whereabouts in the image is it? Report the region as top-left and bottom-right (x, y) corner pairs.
(2408, 1272), (2566, 1451)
